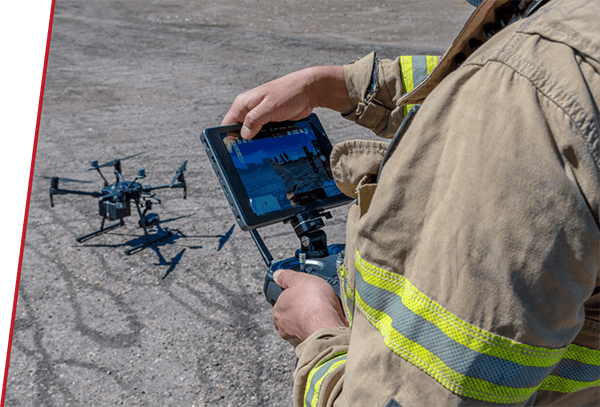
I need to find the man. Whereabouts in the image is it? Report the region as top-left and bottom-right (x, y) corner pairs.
(222, 0), (599, 405)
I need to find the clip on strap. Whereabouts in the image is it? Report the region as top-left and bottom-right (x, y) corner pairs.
(377, 105), (421, 183)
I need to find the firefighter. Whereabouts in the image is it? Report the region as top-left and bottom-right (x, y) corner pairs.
(222, 0), (600, 405)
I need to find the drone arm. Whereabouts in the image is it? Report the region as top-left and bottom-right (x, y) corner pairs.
(115, 168), (127, 183)
(50, 188), (103, 198)
(143, 180), (186, 199)
(95, 168), (109, 186)
(49, 188), (102, 207)
(143, 181), (184, 191)
(142, 183), (171, 192)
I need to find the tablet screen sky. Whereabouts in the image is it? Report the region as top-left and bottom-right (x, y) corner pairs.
(228, 124), (319, 169)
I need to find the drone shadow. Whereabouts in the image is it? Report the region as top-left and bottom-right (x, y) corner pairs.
(155, 214), (192, 225)
(77, 223), (237, 278)
(140, 222), (235, 252)
(155, 247), (186, 279)
(195, 224), (235, 251)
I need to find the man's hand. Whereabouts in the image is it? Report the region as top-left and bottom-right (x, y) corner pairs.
(272, 269), (348, 348)
(221, 66), (352, 140)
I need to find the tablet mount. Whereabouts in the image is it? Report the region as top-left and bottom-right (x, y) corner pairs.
(250, 209), (344, 305)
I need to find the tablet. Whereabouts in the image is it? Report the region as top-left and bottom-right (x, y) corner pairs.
(200, 114), (352, 231)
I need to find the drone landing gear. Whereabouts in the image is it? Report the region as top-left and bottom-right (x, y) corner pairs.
(75, 199), (172, 255)
(76, 217), (124, 243)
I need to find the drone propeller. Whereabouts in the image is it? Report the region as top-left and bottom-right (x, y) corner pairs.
(40, 175), (96, 184)
(177, 159), (188, 173)
(170, 159), (188, 186)
(85, 152), (144, 172)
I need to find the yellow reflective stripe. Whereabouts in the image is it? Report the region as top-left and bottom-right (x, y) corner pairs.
(400, 55), (440, 116)
(354, 251), (599, 403)
(356, 290), (537, 403)
(563, 343), (600, 366)
(399, 55), (414, 94)
(304, 352), (347, 407)
(338, 264), (354, 325)
(539, 374), (600, 393)
(357, 253), (565, 367)
(399, 56), (415, 117)
(426, 55), (439, 75)
(310, 359), (346, 407)
(400, 55), (415, 117)
(537, 345), (600, 392)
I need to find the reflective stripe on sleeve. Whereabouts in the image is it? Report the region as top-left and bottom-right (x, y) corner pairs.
(304, 352), (347, 407)
(426, 55), (439, 75)
(538, 344), (600, 393)
(354, 251), (600, 403)
(338, 263), (355, 326)
(400, 55), (439, 116)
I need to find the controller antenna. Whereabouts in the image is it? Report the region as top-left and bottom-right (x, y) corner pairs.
(250, 229), (273, 267)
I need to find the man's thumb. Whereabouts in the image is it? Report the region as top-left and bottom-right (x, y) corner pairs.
(273, 269), (299, 289)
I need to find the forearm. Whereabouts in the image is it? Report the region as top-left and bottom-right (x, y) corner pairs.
(221, 65), (353, 139)
(305, 65), (354, 115)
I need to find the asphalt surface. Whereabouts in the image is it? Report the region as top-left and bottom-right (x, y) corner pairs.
(5, 1), (472, 406)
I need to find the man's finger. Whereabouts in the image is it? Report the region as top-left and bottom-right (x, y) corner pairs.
(221, 100), (250, 127)
(221, 89), (265, 127)
(240, 100), (273, 139)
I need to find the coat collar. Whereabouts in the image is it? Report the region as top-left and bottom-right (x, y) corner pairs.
(399, 0), (546, 106)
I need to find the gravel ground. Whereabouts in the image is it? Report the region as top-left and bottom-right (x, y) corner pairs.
(5, 1), (472, 406)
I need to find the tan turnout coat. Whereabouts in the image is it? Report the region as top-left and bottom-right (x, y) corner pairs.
(293, 0), (600, 406)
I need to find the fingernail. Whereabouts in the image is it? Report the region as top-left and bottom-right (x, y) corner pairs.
(273, 269), (281, 282)
(241, 126), (251, 139)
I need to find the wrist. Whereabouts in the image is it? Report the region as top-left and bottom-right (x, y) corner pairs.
(301, 307), (346, 340)
(305, 66), (353, 114)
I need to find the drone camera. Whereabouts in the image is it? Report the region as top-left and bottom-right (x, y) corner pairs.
(139, 213), (160, 229)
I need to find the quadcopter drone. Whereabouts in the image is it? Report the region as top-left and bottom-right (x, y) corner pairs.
(48, 153), (188, 254)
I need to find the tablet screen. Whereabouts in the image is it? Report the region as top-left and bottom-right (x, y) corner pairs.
(222, 120), (342, 216)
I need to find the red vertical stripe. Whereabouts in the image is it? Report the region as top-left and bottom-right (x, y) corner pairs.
(1, 1), (56, 405)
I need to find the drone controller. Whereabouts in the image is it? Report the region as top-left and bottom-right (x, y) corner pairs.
(263, 243), (344, 306)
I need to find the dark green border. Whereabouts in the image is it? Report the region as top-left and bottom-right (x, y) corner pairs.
(0, 0), (52, 398)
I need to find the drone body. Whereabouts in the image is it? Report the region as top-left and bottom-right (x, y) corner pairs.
(48, 154), (188, 254)
(98, 181), (137, 221)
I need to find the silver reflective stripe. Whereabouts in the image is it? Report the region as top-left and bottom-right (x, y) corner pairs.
(304, 352), (347, 407)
